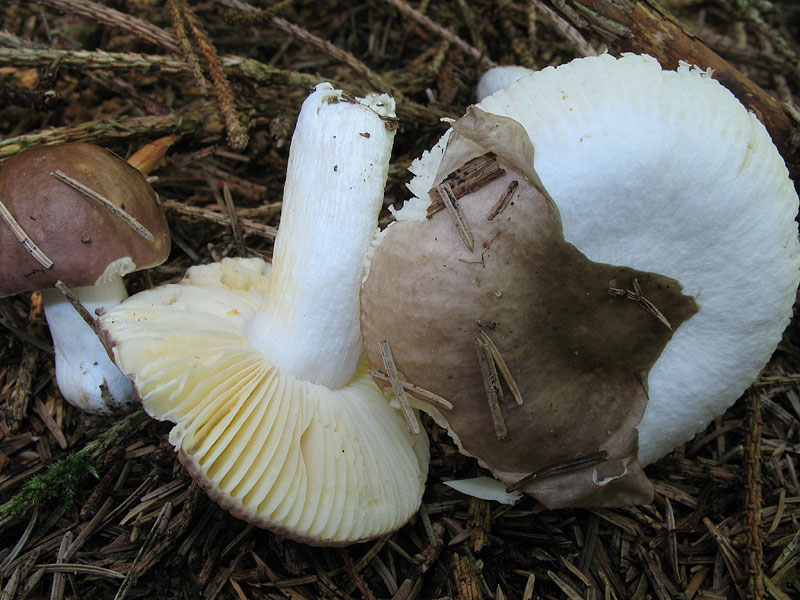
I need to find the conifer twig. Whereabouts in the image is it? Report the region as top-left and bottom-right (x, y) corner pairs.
(744, 392), (766, 599)
(0, 106), (220, 162)
(173, 0), (249, 151)
(4, 293), (46, 431)
(35, 0), (179, 52)
(382, 0), (497, 68)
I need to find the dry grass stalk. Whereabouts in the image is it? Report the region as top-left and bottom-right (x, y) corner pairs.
(52, 282), (96, 334)
(438, 181), (475, 252)
(0, 200), (53, 268)
(608, 278), (672, 330)
(51, 170), (154, 240)
(161, 199), (277, 240)
(506, 451), (608, 493)
(383, 0), (497, 69)
(368, 369), (453, 410)
(37, 0), (179, 52)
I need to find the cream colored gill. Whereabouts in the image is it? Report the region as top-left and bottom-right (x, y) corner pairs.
(99, 256), (429, 545)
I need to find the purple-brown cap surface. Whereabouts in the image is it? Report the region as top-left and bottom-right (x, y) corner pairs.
(361, 108), (699, 507)
(0, 142), (170, 296)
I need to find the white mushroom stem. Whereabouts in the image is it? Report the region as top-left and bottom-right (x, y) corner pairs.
(41, 274), (134, 413)
(247, 83), (396, 390)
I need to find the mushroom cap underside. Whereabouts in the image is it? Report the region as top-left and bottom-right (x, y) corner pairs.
(0, 143), (170, 295)
(390, 53), (799, 474)
(98, 257), (429, 546)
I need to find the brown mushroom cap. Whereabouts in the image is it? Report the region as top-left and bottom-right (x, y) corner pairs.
(361, 110), (699, 508)
(0, 143), (170, 296)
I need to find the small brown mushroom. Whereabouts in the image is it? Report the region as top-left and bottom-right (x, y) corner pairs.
(0, 142), (170, 413)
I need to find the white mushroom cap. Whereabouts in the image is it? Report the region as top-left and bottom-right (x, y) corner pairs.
(99, 85), (429, 545)
(474, 65), (536, 102)
(470, 53), (800, 465)
(363, 53), (799, 506)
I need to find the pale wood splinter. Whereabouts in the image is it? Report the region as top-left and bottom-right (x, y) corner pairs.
(0, 199), (54, 269)
(477, 330), (523, 406)
(379, 341), (421, 435)
(486, 180), (519, 220)
(475, 334), (507, 440)
(438, 182), (474, 252)
(368, 369), (453, 410)
(51, 170), (154, 241)
(505, 450), (608, 493)
(608, 278), (672, 330)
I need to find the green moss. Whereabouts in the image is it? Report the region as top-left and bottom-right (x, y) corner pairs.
(2, 449), (99, 516)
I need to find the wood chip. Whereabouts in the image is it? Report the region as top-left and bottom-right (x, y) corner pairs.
(475, 334), (506, 440)
(426, 153), (505, 217)
(368, 369), (453, 410)
(379, 341), (420, 435)
(486, 180), (518, 220)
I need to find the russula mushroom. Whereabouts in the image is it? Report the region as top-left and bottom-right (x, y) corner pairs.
(361, 53), (800, 508)
(97, 84), (429, 545)
(475, 65), (535, 102)
(0, 143), (170, 414)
